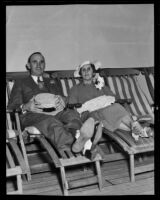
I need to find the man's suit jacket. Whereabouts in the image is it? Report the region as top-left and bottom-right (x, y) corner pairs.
(7, 75), (63, 110)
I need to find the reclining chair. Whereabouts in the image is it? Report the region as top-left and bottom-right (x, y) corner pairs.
(101, 68), (154, 182)
(53, 68), (154, 183)
(6, 75), (103, 196)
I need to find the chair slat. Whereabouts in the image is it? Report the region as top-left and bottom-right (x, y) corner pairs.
(6, 113), (12, 130)
(60, 79), (68, 97)
(6, 144), (16, 168)
(129, 76), (152, 116)
(65, 149), (74, 158)
(9, 139), (27, 173)
(59, 149), (68, 159)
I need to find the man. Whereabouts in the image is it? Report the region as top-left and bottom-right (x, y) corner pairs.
(7, 52), (84, 150)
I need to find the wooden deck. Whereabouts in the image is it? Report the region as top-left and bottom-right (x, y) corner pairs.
(7, 152), (154, 195)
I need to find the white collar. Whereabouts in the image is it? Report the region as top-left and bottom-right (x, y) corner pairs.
(31, 75), (43, 83)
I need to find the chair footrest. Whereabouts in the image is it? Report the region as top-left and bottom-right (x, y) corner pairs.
(59, 153), (102, 167)
(7, 166), (22, 177)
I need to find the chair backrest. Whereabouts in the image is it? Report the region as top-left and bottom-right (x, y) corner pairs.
(6, 80), (19, 130)
(6, 68), (154, 122)
(102, 69), (153, 117)
(51, 70), (81, 97)
(142, 67), (154, 102)
(52, 68), (153, 118)
(6, 80), (14, 108)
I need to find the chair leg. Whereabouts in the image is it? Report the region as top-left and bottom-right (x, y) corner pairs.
(108, 143), (115, 154)
(17, 174), (23, 194)
(129, 154), (135, 182)
(60, 166), (69, 196)
(95, 160), (103, 191)
(137, 154), (143, 163)
(19, 132), (32, 181)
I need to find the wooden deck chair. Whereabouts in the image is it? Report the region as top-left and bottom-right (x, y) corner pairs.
(53, 70), (132, 156)
(6, 74), (103, 196)
(6, 140), (23, 194)
(101, 68), (154, 182)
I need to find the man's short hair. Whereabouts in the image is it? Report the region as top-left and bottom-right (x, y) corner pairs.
(26, 52), (45, 71)
(27, 52), (45, 64)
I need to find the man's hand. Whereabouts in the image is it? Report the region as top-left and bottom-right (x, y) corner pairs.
(23, 97), (43, 113)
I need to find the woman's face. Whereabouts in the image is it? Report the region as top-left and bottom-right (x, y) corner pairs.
(81, 64), (94, 81)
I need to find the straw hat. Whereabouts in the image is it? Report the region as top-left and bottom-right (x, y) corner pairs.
(34, 93), (56, 108)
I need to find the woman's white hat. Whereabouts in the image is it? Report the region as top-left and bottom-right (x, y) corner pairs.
(74, 60), (104, 90)
(74, 60), (102, 78)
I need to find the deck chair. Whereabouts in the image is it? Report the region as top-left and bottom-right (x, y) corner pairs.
(100, 68), (154, 182)
(53, 68), (154, 182)
(6, 75), (103, 196)
(6, 139), (23, 194)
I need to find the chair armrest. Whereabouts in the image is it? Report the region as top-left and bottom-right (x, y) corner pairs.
(6, 109), (14, 113)
(66, 99), (132, 109)
(66, 103), (82, 109)
(6, 108), (22, 114)
(115, 98), (132, 105)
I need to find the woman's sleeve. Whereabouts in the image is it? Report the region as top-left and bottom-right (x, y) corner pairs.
(103, 86), (119, 100)
(67, 86), (79, 104)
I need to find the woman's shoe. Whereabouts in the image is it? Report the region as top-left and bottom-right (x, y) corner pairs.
(131, 121), (153, 141)
(92, 122), (103, 146)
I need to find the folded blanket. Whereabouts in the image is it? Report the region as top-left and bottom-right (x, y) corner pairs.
(77, 95), (115, 114)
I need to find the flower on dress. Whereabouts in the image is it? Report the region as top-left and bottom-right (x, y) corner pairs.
(92, 61), (105, 90)
(93, 73), (105, 90)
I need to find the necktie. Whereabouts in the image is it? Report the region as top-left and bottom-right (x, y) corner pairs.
(37, 76), (44, 89)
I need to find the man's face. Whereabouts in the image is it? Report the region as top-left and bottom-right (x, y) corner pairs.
(81, 64), (94, 81)
(28, 53), (45, 76)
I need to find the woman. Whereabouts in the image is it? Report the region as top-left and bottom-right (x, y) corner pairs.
(68, 61), (153, 153)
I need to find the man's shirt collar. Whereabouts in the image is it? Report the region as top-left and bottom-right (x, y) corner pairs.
(31, 75), (43, 84)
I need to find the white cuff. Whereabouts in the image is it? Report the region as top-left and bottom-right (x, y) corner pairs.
(20, 104), (27, 114)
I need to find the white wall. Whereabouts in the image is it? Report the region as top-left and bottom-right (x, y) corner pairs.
(6, 4), (154, 72)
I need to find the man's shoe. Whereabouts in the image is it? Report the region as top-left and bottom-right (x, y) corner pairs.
(23, 126), (41, 144)
(72, 117), (95, 153)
